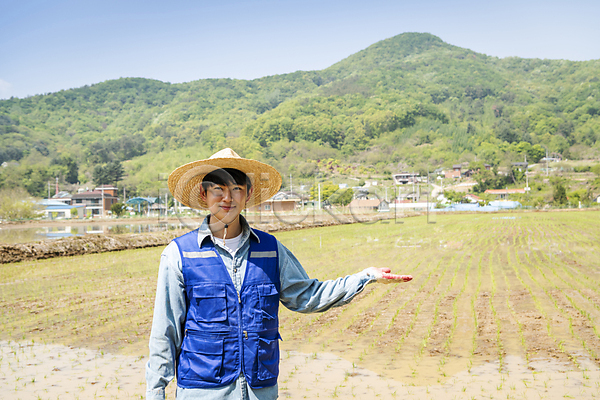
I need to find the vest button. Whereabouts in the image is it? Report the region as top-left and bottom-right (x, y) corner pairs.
(234, 268), (238, 273)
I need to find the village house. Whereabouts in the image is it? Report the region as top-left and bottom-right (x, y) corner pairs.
(50, 191), (72, 205)
(392, 172), (420, 185)
(444, 163), (491, 180)
(463, 193), (483, 203)
(512, 162), (529, 171)
(71, 185), (119, 217)
(39, 199), (86, 220)
(248, 192), (300, 213)
(348, 198), (389, 212)
(248, 199), (298, 213)
(445, 164), (463, 179)
(484, 188), (526, 200)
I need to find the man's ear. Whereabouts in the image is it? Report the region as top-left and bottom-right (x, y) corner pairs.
(246, 186), (254, 204)
(199, 186), (207, 202)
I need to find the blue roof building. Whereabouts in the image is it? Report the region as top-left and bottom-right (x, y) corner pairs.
(38, 199), (86, 219)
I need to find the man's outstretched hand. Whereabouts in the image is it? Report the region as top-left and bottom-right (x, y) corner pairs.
(364, 267), (413, 284)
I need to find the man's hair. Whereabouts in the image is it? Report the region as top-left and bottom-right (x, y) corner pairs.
(201, 168), (252, 193)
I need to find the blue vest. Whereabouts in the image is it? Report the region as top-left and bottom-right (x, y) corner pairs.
(174, 228), (281, 389)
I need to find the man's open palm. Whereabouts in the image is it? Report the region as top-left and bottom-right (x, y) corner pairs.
(365, 267), (413, 284)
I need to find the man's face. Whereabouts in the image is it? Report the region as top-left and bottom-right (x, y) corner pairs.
(201, 182), (251, 225)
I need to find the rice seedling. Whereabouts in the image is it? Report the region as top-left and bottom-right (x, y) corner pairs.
(3, 211), (600, 398)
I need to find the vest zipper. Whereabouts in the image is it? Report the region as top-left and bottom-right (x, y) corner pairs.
(237, 291), (245, 378)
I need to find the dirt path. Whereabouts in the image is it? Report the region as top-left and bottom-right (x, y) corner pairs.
(0, 213), (396, 264)
(0, 231), (183, 264)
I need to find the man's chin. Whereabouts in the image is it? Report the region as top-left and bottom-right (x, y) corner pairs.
(210, 211), (239, 225)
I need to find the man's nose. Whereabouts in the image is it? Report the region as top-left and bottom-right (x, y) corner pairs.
(222, 187), (232, 201)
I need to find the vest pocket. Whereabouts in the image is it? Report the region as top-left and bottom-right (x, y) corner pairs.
(257, 335), (281, 381)
(191, 284), (227, 323)
(258, 284), (279, 323)
(180, 335), (224, 383)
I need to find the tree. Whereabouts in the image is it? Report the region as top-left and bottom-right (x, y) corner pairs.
(509, 167), (525, 185)
(110, 202), (126, 217)
(552, 184), (567, 206)
(495, 120), (518, 143)
(472, 167), (511, 193)
(65, 158), (79, 184)
(527, 144), (546, 163)
(93, 165), (109, 186)
(567, 188), (592, 206)
(472, 168), (496, 192)
(119, 134), (146, 159)
(22, 166), (51, 197)
(0, 146), (24, 164)
(86, 140), (112, 164)
(106, 161), (125, 184)
(309, 182), (339, 201)
(442, 190), (465, 204)
(93, 161), (125, 186)
(0, 188), (41, 220)
(328, 188), (354, 206)
(51, 155), (79, 184)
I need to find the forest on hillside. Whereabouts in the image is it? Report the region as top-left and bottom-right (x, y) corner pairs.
(1, 33), (599, 198)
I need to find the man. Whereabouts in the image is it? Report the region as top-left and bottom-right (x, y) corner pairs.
(146, 148), (412, 399)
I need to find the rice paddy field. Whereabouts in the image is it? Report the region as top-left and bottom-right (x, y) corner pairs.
(2, 209), (600, 399)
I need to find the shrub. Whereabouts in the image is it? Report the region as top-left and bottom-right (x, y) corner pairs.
(0, 188), (41, 220)
(110, 202), (127, 218)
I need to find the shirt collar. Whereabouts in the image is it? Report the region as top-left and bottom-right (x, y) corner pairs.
(197, 214), (259, 248)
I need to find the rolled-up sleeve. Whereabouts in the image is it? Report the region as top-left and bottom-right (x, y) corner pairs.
(277, 241), (375, 313)
(145, 241), (187, 400)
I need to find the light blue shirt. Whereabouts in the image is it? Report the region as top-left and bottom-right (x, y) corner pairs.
(146, 216), (375, 400)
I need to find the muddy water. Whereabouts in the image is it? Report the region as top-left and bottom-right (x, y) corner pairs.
(0, 222), (186, 244)
(0, 211), (394, 245)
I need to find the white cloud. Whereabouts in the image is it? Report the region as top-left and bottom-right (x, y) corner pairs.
(0, 79), (13, 99)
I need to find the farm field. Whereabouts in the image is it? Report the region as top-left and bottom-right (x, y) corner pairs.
(1, 210), (600, 399)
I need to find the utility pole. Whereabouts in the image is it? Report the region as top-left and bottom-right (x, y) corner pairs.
(426, 171), (429, 222)
(318, 183), (321, 210)
(412, 174), (415, 203)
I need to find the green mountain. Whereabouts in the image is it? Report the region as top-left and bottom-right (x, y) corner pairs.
(1, 32), (599, 197)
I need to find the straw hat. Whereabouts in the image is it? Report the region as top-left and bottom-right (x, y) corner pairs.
(168, 148), (282, 209)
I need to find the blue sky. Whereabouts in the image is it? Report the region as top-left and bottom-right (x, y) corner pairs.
(1, 0), (599, 100)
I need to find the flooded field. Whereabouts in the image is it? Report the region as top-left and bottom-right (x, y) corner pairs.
(0, 220), (186, 244)
(1, 210), (600, 398)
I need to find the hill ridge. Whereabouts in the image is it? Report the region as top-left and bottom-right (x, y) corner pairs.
(0, 32), (598, 200)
